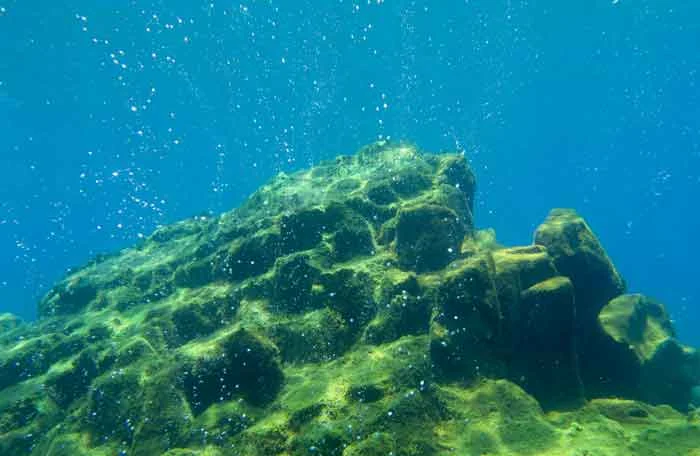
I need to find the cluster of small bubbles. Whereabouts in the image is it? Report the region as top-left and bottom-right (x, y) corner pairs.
(74, 13), (88, 32)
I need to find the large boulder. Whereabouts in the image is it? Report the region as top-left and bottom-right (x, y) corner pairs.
(534, 208), (626, 315)
(534, 208), (630, 397)
(600, 294), (700, 410)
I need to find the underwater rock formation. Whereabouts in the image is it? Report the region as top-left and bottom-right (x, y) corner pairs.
(1, 141), (699, 455)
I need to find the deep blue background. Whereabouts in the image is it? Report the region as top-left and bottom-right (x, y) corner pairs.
(1, 1), (698, 344)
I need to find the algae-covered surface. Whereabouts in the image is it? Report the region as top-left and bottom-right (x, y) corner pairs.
(1, 141), (699, 455)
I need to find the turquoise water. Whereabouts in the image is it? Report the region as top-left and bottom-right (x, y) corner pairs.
(1, 1), (699, 345)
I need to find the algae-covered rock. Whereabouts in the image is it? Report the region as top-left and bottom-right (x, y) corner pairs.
(181, 328), (284, 412)
(534, 208), (626, 310)
(40, 276), (99, 317)
(488, 246), (585, 408)
(599, 293), (700, 410)
(270, 253), (321, 314)
(363, 292), (430, 345)
(430, 253), (504, 380)
(491, 245), (559, 345)
(330, 213), (374, 261)
(396, 204), (466, 272)
(1, 141), (698, 455)
(271, 308), (351, 362)
(600, 293), (676, 360)
(641, 339), (700, 409)
(436, 380), (557, 455)
(84, 367), (145, 442)
(0, 312), (23, 332)
(45, 348), (102, 408)
(534, 208), (633, 399)
(512, 276), (584, 409)
(279, 207), (328, 252)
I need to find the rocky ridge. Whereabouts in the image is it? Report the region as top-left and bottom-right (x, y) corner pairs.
(0, 141), (699, 455)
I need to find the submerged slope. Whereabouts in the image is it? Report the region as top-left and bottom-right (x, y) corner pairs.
(0, 141), (698, 456)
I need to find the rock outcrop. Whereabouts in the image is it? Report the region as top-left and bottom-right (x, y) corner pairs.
(0, 141), (698, 455)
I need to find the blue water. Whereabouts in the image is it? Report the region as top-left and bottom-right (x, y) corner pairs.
(1, 1), (698, 344)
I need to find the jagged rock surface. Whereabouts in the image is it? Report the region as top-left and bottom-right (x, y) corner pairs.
(0, 141), (698, 456)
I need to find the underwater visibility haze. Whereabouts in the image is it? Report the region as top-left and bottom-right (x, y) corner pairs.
(1, 1), (700, 455)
